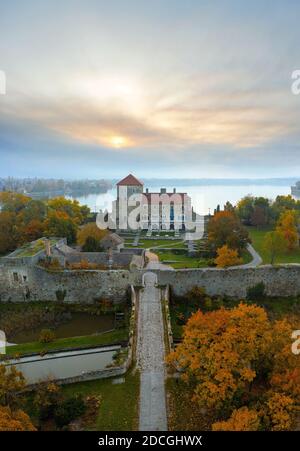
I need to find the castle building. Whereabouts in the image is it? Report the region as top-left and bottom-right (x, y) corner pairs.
(114, 174), (193, 231)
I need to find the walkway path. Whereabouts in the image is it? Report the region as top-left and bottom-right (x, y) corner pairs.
(242, 243), (262, 268)
(137, 271), (168, 431)
(145, 250), (174, 271)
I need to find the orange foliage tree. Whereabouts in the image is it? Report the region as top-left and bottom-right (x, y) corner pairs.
(276, 210), (298, 251)
(214, 245), (242, 267)
(168, 304), (271, 410)
(167, 303), (298, 430)
(212, 407), (259, 431)
(0, 405), (36, 431)
(265, 392), (295, 431)
(0, 365), (25, 408)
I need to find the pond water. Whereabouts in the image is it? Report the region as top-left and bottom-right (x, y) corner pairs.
(6, 346), (120, 384)
(10, 313), (115, 344)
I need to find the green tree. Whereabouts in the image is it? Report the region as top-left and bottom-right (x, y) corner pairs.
(45, 211), (77, 244)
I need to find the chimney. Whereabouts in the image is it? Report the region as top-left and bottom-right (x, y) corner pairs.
(44, 239), (51, 257)
(173, 188), (176, 193)
(146, 188), (149, 193)
(160, 188), (166, 194)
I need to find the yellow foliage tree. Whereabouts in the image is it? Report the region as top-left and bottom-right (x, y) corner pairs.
(0, 405), (36, 431)
(0, 365), (25, 408)
(214, 245), (242, 268)
(77, 223), (108, 247)
(266, 392), (294, 431)
(212, 407), (259, 431)
(263, 230), (286, 265)
(276, 210), (298, 251)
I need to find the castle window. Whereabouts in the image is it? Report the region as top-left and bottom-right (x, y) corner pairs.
(23, 275), (27, 282)
(13, 272), (18, 282)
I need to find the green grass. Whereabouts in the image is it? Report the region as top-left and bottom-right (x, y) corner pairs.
(3, 329), (128, 357)
(248, 226), (300, 264)
(154, 249), (208, 269)
(62, 371), (140, 430)
(240, 248), (253, 264)
(139, 239), (183, 248)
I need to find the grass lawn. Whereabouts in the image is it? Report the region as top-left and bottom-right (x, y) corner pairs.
(155, 249), (208, 269)
(139, 239), (183, 248)
(247, 226), (300, 264)
(240, 248), (253, 264)
(3, 328), (128, 358)
(62, 371), (140, 431)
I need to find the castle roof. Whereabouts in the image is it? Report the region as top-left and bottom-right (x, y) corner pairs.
(117, 174), (143, 186)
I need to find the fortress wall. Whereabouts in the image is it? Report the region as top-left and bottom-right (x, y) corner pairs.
(153, 265), (300, 298)
(1, 264), (300, 304)
(0, 265), (140, 303)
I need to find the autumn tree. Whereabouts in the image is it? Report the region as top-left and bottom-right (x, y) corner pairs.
(18, 199), (47, 225)
(77, 222), (108, 248)
(44, 211), (77, 244)
(236, 196), (254, 225)
(0, 365), (25, 409)
(214, 245), (242, 268)
(263, 230), (286, 264)
(0, 211), (19, 254)
(265, 392), (294, 431)
(0, 405), (36, 431)
(21, 219), (45, 243)
(212, 407), (259, 431)
(276, 210), (299, 251)
(237, 196), (273, 226)
(208, 211), (249, 252)
(34, 382), (63, 420)
(47, 197), (90, 225)
(168, 304), (271, 411)
(0, 192), (30, 213)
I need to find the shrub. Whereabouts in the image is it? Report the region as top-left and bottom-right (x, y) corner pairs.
(246, 282), (266, 301)
(34, 382), (62, 420)
(82, 236), (101, 252)
(54, 396), (86, 428)
(39, 329), (55, 343)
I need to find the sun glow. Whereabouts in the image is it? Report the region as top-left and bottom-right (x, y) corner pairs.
(110, 135), (127, 148)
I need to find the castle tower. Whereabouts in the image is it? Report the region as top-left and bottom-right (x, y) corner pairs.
(116, 174), (144, 230)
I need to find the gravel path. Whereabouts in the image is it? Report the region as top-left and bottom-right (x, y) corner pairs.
(137, 272), (167, 431)
(245, 243), (263, 267)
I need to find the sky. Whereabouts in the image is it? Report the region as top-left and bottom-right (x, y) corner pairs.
(0, 0), (300, 179)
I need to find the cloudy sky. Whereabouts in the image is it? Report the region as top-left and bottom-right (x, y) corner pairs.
(0, 0), (300, 179)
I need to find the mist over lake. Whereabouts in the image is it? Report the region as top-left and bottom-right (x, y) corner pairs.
(68, 182), (294, 216)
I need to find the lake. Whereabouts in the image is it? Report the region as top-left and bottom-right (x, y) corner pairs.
(67, 183), (294, 216)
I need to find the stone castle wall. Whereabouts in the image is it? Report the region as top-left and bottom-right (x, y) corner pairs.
(153, 265), (300, 298)
(1, 263), (300, 303)
(0, 264), (140, 303)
